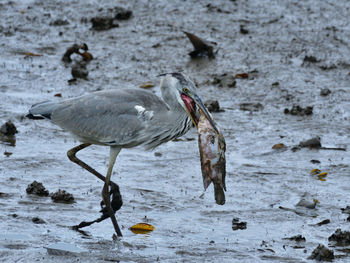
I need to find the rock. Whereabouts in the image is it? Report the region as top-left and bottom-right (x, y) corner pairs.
(51, 189), (74, 204)
(112, 6), (132, 20)
(91, 17), (119, 31)
(303, 55), (319, 63)
(204, 100), (223, 112)
(32, 217), (46, 224)
(328, 229), (350, 246)
(239, 102), (264, 112)
(296, 198), (317, 209)
(45, 242), (87, 256)
(310, 159), (321, 164)
(316, 219), (330, 226)
(341, 206), (350, 214)
(232, 218), (247, 230)
(239, 25), (249, 34)
(49, 19), (69, 26)
(90, 6), (132, 31)
(299, 137), (321, 149)
(212, 73), (236, 88)
(283, 234), (306, 242)
(284, 105), (313, 116)
(308, 244), (334, 261)
(0, 120), (18, 136)
(26, 181), (49, 197)
(320, 88), (331, 96)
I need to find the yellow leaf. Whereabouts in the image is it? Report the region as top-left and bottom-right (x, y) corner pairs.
(23, 52), (41, 57)
(129, 223), (155, 234)
(272, 143), (286, 149)
(310, 169), (321, 175)
(140, 82), (154, 89)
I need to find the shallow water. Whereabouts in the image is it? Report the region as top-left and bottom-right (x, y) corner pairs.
(1, 0), (350, 262)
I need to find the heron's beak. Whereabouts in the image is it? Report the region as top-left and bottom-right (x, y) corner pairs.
(181, 93), (219, 134)
(193, 94), (219, 134)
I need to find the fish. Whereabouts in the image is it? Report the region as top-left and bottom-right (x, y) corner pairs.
(197, 110), (226, 205)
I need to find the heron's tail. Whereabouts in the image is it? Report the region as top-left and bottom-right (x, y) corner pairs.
(26, 101), (59, 120)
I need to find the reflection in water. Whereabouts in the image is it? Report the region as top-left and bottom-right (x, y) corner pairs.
(0, 134), (16, 146)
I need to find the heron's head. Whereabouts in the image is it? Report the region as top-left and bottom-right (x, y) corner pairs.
(159, 72), (218, 133)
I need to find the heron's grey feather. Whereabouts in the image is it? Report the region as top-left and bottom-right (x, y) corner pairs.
(32, 89), (191, 149)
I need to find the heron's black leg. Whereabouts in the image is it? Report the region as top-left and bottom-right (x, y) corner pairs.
(67, 143), (105, 182)
(67, 144), (123, 235)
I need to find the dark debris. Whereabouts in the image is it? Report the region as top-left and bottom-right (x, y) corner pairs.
(328, 229), (350, 246)
(26, 181), (49, 197)
(51, 189), (74, 204)
(284, 105), (313, 116)
(232, 218), (247, 231)
(308, 244), (334, 261)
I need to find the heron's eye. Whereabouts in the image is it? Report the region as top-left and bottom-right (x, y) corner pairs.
(183, 87), (189, 93)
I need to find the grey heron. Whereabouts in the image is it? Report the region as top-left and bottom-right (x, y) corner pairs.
(27, 72), (218, 236)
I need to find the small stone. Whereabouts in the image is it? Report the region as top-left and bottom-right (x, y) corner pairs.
(308, 244), (334, 261)
(26, 181), (49, 197)
(90, 17), (119, 31)
(341, 206), (350, 214)
(299, 137), (321, 149)
(204, 100), (222, 112)
(113, 6), (132, 20)
(51, 189), (74, 204)
(239, 25), (249, 34)
(310, 159), (321, 164)
(49, 19), (69, 26)
(32, 217), (46, 224)
(239, 103), (264, 112)
(316, 219), (330, 226)
(303, 55), (319, 63)
(232, 218), (247, 230)
(284, 105), (313, 116)
(283, 234), (306, 242)
(296, 198), (317, 209)
(212, 73), (236, 88)
(320, 88), (331, 96)
(4, 151), (12, 157)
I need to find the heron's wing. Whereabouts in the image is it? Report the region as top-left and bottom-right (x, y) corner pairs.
(51, 89), (169, 146)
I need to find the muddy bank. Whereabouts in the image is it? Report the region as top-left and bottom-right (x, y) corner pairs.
(1, 0), (350, 262)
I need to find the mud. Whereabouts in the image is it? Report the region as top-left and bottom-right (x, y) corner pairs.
(1, 0), (350, 262)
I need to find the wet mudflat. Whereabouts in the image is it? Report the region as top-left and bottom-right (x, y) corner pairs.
(1, 0), (350, 262)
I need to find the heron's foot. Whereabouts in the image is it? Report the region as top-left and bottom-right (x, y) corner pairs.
(100, 181), (123, 217)
(72, 181), (122, 230)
